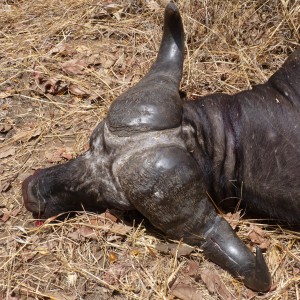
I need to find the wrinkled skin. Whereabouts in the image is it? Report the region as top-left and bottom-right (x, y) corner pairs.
(22, 3), (300, 292)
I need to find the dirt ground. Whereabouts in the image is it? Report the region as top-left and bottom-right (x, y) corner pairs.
(0, 0), (299, 299)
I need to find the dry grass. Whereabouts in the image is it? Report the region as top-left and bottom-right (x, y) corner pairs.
(0, 0), (299, 299)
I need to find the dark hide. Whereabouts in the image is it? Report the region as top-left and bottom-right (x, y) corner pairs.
(22, 3), (300, 292)
(183, 49), (300, 225)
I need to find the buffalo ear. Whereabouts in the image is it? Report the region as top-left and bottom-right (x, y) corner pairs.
(107, 3), (185, 136)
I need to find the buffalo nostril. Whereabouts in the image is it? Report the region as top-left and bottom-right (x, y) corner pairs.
(22, 173), (36, 196)
(22, 175), (32, 206)
(22, 170), (42, 205)
(22, 173), (45, 215)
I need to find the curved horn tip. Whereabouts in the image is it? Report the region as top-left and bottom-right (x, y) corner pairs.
(165, 2), (179, 13)
(244, 246), (272, 292)
(165, 2), (181, 20)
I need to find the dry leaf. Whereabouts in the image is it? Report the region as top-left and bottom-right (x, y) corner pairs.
(147, 246), (157, 258)
(0, 92), (13, 99)
(33, 72), (67, 95)
(86, 53), (101, 66)
(68, 224), (99, 241)
(155, 242), (194, 256)
(171, 244), (194, 256)
(0, 146), (15, 159)
(171, 283), (203, 300)
(224, 211), (241, 230)
(67, 230), (80, 240)
(1, 207), (19, 221)
(45, 149), (63, 163)
(11, 130), (28, 142)
(104, 211), (118, 222)
(155, 242), (172, 253)
(104, 3), (123, 14)
(88, 52), (117, 68)
(101, 57), (115, 69)
(102, 252), (132, 286)
(0, 124), (13, 133)
(75, 45), (91, 55)
(248, 225), (270, 249)
(147, 0), (161, 11)
(106, 234), (122, 242)
(60, 147), (75, 160)
(78, 226), (97, 239)
(156, 242), (178, 254)
(32, 127), (42, 138)
(49, 43), (72, 56)
(0, 181), (11, 192)
(45, 147), (75, 163)
(12, 127), (41, 143)
(201, 269), (219, 293)
(68, 83), (90, 97)
(200, 269), (232, 299)
(110, 223), (131, 235)
(44, 78), (67, 94)
(1, 208), (11, 222)
(89, 215), (106, 226)
(185, 260), (199, 276)
(11, 208), (21, 217)
(62, 59), (87, 75)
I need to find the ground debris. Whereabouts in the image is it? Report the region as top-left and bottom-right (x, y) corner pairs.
(247, 224), (271, 250)
(170, 282), (203, 300)
(200, 268), (232, 299)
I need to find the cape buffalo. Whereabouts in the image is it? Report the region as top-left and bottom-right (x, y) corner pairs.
(23, 2), (300, 292)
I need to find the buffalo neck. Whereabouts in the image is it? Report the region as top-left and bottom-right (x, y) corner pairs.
(182, 94), (242, 205)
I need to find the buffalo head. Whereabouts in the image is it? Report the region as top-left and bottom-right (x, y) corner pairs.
(23, 3), (273, 292)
